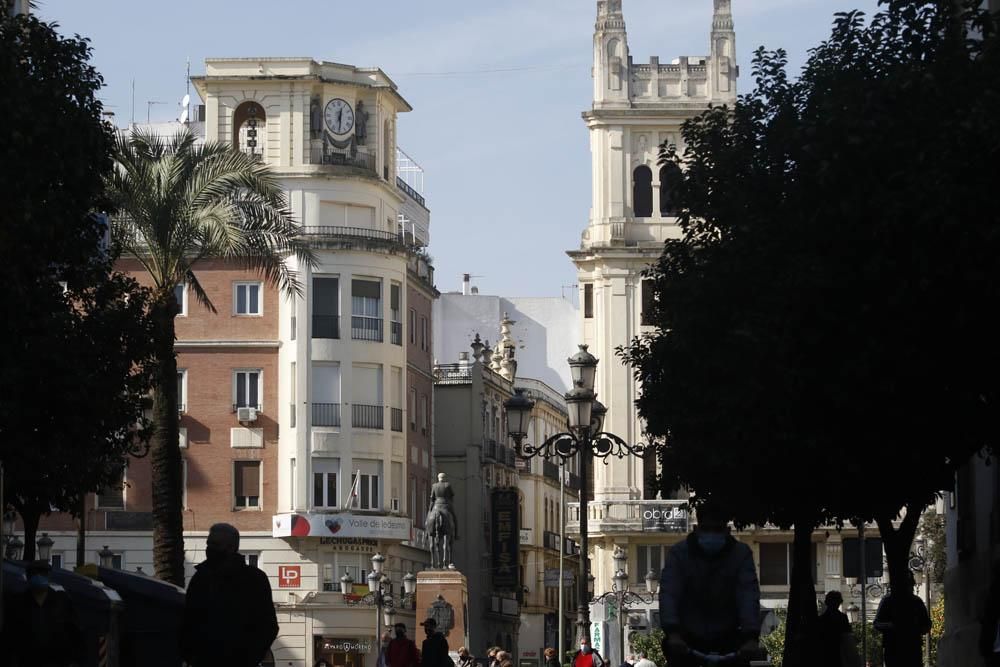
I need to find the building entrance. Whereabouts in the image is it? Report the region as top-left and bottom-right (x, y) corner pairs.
(314, 636), (370, 667)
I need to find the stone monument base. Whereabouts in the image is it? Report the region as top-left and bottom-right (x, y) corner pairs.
(416, 569), (469, 653)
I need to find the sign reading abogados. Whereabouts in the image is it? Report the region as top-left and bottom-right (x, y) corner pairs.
(640, 502), (689, 533)
(272, 513), (411, 540)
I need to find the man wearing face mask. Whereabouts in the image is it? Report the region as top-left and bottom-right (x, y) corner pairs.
(180, 523), (279, 667)
(659, 501), (761, 666)
(572, 636), (605, 667)
(5, 560), (83, 667)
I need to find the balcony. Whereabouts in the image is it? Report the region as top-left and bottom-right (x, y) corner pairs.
(504, 447), (516, 468)
(391, 408), (403, 432)
(300, 226), (414, 254)
(543, 460), (560, 482)
(352, 404), (384, 430)
(309, 148), (377, 175)
(484, 439), (499, 462)
(565, 499), (690, 537)
(396, 176), (426, 208)
(543, 530), (561, 551)
(312, 403), (341, 427)
(312, 315), (340, 339)
(390, 320), (402, 346)
(351, 316), (383, 342)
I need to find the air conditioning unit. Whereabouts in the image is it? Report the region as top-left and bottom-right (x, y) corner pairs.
(237, 407), (258, 422)
(391, 497), (400, 512)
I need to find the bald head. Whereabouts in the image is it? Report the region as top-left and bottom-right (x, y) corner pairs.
(207, 523), (240, 555)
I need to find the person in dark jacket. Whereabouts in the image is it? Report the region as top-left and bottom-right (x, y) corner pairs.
(981, 560), (1000, 667)
(873, 571), (931, 667)
(388, 622), (420, 667)
(420, 617), (451, 667)
(458, 646), (476, 667)
(543, 647), (560, 667)
(809, 591), (854, 667)
(180, 523), (279, 667)
(4, 560), (84, 667)
(659, 501), (761, 666)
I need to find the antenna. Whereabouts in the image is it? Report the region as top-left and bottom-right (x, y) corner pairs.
(130, 79), (135, 126)
(182, 58), (191, 124)
(146, 100), (167, 124)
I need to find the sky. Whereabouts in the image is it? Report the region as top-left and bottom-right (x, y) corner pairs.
(39, 0), (882, 299)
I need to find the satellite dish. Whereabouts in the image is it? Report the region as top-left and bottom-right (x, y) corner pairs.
(178, 94), (191, 123)
(181, 94), (190, 108)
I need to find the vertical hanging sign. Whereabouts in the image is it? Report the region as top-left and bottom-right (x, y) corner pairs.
(491, 489), (520, 590)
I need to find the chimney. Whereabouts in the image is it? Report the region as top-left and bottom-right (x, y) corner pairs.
(462, 273), (471, 295)
(471, 287), (479, 294)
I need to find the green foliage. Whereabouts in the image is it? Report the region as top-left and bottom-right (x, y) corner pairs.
(760, 612), (787, 667)
(628, 629), (664, 667)
(852, 622), (884, 667)
(930, 594), (945, 666)
(0, 12), (156, 558)
(921, 512), (947, 585)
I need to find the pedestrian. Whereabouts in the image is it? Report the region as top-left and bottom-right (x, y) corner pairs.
(572, 637), (606, 667)
(981, 559), (1000, 667)
(378, 632), (393, 667)
(544, 647), (561, 667)
(633, 652), (656, 667)
(180, 523), (279, 667)
(809, 591), (861, 667)
(458, 646), (476, 667)
(619, 654), (634, 667)
(421, 617), (451, 667)
(3, 560), (84, 667)
(388, 622), (420, 667)
(873, 571), (931, 667)
(487, 647), (500, 667)
(659, 500), (762, 666)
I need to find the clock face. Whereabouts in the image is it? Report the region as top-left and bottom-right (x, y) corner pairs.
(324, 98), (355, 135)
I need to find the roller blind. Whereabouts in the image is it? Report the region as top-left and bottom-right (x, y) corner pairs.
(236, 461), (260, 496)
(352, 279), (380, 300)
(313, 277), (339, 316)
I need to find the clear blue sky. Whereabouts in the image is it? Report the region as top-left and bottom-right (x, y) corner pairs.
(39, 0), (881, 299)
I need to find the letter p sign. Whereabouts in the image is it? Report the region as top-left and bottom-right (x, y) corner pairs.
(278, 565), (301, 588)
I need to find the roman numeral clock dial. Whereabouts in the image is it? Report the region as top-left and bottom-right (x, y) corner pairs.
(324, 98), (355, 135)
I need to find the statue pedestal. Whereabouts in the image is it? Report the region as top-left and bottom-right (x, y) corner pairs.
(416, 569), (469, 653)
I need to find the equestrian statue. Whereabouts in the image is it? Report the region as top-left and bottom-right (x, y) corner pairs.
(425, 472), (458, 569)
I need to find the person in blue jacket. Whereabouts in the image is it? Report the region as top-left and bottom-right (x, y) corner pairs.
(659, 501), (761, 666)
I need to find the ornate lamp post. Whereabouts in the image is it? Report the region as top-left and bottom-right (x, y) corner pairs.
(590, 546), (657, 667)
(98, 545), (115, 569)
(506, 345), (649, 642)
(908, 538), (932, 667)
(344, 552), (418, 653)
(36, 533), (54, 564)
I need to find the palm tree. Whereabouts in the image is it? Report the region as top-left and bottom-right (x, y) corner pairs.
(107, 127), (316, 586)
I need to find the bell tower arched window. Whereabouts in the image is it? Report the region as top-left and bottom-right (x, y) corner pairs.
(632, 165), (653, 218)
(659, 163), (682, 217)
(233, 101), (266, 159)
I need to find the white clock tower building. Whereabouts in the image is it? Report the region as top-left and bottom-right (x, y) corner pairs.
(567, 0), (738, 625)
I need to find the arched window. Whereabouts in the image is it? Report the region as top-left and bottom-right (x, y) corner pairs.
(659, 163), (682, 217)
(607, 39), (622, 91)
(232, 101), (266, 158)
(633, 165), (653, 217)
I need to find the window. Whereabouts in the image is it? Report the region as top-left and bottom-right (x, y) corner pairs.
(97, 468), (125, 510)
(177, 369), (188, 414)
(390, 284), (402, 345)
(584, 284), (594, 319)
(351, 279), (382, 342)
(409, 308), (416, 344)
(409, 388), (417, 429)
(633, 165), (653, 217)
(234, 461), (261, 508)
(659, 163), (682, 217)
(234, 370), (262, 410)
(174, 283), (187, 316)
(419, 394), (428, 434)
(349, 460), (381, 510)
(312, 277), (340, 339)
(233, 101), (266, 157)
(641, 280), (655, 326)
(246, 553), (261, 569)
(107, 552), (124, 570)
(234, 282), (263, 315)
(760, 542), (820, 586)
(420, 316), (427, 351)
(311, 363), (341, 427)
(313, 458), (340, 509)
(51, 554), (63, 569)
(351, 364), (383, 429)
(636, 545), (667, 584)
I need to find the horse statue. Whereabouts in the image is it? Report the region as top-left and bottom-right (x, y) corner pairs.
(425, 472), (458, 569)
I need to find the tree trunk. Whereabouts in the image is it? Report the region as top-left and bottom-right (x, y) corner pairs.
(877, 502), (924, 587)
(783, 519), (819, 667)
(150, 298), (185, 586)
(76, 493), (86, 568)
(20, 504), (41, 562)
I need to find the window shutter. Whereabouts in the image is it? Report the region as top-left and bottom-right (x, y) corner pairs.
(391, 284), (401, 311)
(352, 280), (380, 299)
(313, 278), (339, 316)
(239, 462), (261, 496)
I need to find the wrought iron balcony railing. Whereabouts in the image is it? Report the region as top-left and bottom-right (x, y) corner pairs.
(351, 316), (383, 342)
(391, 408), (403, 432)
(353, 404), (384, 430)
(390, 321), (403, 346)
(312, 403), (341, 427)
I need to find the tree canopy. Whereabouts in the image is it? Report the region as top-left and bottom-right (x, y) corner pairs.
(623, 1), (999, 662)
(0, 12), (156, 558)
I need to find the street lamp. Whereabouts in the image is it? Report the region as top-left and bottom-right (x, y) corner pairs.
(592, 546), (657, 667)
(909, 538), (933, 667)
(505, 345), (650, 643)
(36, 533), (54, 563)
(345, 553), (417, 654)
(5, 535), (23, 561)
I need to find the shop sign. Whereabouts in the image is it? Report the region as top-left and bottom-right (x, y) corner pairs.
(318, 638), (372, 654)
(543, 569), (574, 587)
(273, 512), (411, 540)
(278, 565), (301, 588)
(640, 502), (689, 533)
(491, 489), (520, 590)
(318, 537), (379, 552)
